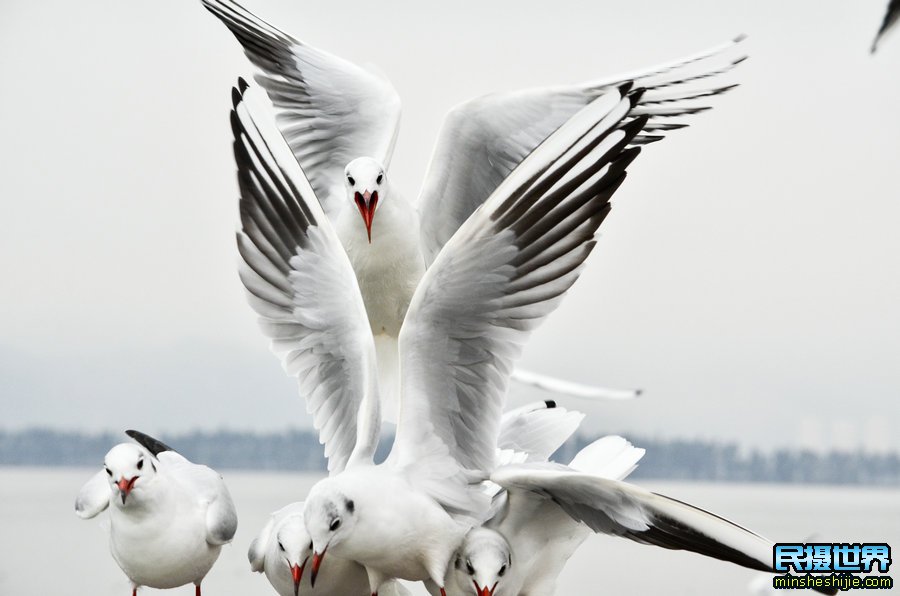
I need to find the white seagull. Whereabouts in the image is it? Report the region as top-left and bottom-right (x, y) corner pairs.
(448, 435), (644, 596)
(449, 439), (838, 596)
(249, 502), (411, 596)
(229, 75), (650, 594)
(202, 0), (745, 408)
(249, 400), (579, 596)
(75, 430), (238, 596)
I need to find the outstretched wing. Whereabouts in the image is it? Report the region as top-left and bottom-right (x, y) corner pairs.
(497, 400), (584, 463)
(416, 36), (745, 264)
(491, 463), (835, 596)
(230, 81), (380, 473)
(392, 86), (647, 480)
(74, 469), (110, 519)
(872, 0), (900, 53)
(203, 0), (402, 217)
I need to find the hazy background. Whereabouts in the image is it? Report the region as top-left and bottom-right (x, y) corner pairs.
(1, 0), (898, 453)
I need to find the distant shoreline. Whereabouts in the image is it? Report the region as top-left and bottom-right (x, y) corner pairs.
(2, 428), (898, 486)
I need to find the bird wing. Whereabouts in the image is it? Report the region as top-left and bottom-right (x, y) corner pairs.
(391, 86), (647, 485)
(74, 469), (110, 519)
(510, 368), (640, 400)
(872, 0), (900, 53)
(497, 401), (584, 462)
(230, 81), (381, 473)
(203, 0), (402, 218)
(125, 429), (175, 457)
(492, 463), (780, 574)
(416, 36), (745, 264)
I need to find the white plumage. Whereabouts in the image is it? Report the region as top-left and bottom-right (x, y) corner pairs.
(75, 431), (237, 595)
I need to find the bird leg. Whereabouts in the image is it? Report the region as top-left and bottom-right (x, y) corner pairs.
(440, 589), (447, 596)
(195, 585), (201, 596)
(131, 589), (136, 596)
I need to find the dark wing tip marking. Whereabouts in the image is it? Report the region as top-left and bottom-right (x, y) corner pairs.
(125, 430), (175, 456)
(544, 399), (557, 409)
(238, 76), (250, 94)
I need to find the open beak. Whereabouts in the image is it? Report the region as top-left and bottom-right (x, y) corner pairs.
(354, 190), (378, 243)
(310, 547), (326, 588)
(116, 476), (137, 504)
(291, 558), (306, 596)
(473, 581), (497, 596)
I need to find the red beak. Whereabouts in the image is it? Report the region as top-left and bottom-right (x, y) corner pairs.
(116, 477), (137, 504)
(354, 190), (378, 243)
(310, 548), (326, 588)
(291, 558), (306, 596)
(473, 581), (496, 596)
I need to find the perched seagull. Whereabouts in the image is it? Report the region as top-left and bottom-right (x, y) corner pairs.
(75, 430), (238, 596)
(448, 436), (644, 596)
(230, 75), (649, 594)
(872, 0), (899, 53)
(249, 401), (577, 596)
(202, 0), (745, 407)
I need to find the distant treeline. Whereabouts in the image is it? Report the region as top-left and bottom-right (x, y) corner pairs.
(1, 428), (898, 486)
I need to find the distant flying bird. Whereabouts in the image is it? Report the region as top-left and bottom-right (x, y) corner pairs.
(230, 75), (648, 594)
(872, 0), (899, 53)
(75, 430), (237, 596)
(202, 0), (746, 412)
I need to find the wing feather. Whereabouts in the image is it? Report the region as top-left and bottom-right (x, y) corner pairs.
(417, 37), (746, 263)
(230, 82), (379, 473)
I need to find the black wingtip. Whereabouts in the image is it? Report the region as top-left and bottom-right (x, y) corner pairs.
(231, 86), (242, 109)
(544, 399), (557, 409)
(238, 76), (249, 93)
(125, 430), (175, 456)
(628, 87), (647, 107)
(617, 81), (634, 97)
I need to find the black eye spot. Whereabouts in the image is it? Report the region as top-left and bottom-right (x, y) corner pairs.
(347, 175), (355, 186)
(105, 467), (112, 477)
(376, 173), (383, 184)
(329, 518), (341, 532)
(345, 499), (355, 514)
(466, 559), (474, 575)
(308, 541), (313, 550)
(136, 459), (143, 470)
(499, 564), (507, 576)
(278, 541), (285, 552)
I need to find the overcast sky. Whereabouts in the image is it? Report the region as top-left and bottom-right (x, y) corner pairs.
(1, 0), (898, 452)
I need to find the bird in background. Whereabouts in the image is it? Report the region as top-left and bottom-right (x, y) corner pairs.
(872, 0), (899, 52)
(201, 0), (746, 418)
(229, 73), (650, 594)
(75, 430), (238, 596)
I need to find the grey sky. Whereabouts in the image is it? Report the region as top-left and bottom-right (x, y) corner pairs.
(1, 0), (898, 452)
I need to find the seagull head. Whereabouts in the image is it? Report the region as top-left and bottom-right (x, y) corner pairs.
(273, 515), (312, 596)
(103, 443), (155, 506)
(344, 157), (386, 244)
(302, 482), (357, 588)
(455, 528), (512, 596)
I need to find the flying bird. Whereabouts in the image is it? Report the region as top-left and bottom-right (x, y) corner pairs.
(230, 75), (649, 594)
(75, 430), (237, 596)
(202, 0), (746, 410)
(872, 0), (899, 53)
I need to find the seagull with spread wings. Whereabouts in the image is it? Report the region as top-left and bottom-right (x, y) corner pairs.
(202, 0), (746, 412)
(230, 74), (648, 594)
